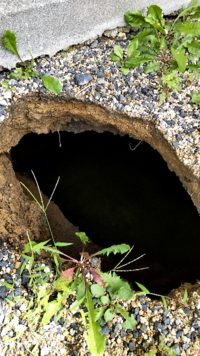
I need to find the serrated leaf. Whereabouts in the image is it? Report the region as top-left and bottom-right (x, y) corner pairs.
(182, 289), (188, 304)
(40, 75), (62, 93)
(91, 284), (105, 298)
(145, 19), (166, 35)
(144, 61), (160, 73)
(187, 64), (200, 73)
(127, 39), (139, 56)
(101, 271), (133, 299)
(95, 244), (130, 257)
(125, 10), (150, 28)
(110, 53), (119, 62)
(114, 45), (123, 59)
(191, 90), (200, 105)
(100, 296), (110, 305)
(191, 9), (200, 19)
(179, 33), (194, 50)
(188, 40), (200, 57)
(2, 30), (22, 61)
(104, 308), (114, 322)
(121, 67), (129, 75)
(135, 282), (150, 294)
(85, 287), (106, 356)
(115, 305), (136, 329)
(125, 54), (157, 68)
(161, 296), (167, 310)
(171, 47), (186, 72)
(177, 21), (200, 36)
(76, 232), (89, 245)
(134, 28), (158, 46)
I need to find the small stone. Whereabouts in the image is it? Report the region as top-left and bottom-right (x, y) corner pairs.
(75, 73), (93, 86)
(70, 328), (76, 336)
(114, 323), (122, 333)
(171, 344), (181, 355)
(73, 55), (79, 63)
(97, 78), (105, 84)
(0, 105), (5, 114)
(100, 326), (110, 335)
(91, 257), (98, 267)
(129, 341), (135, 350)
(172, 141), (179, 148)
(40, 346), (50, 356)
(120, 329), (127, 337)
(97, 71), (104, 78)
(183, 307), (191, 314)
(90, 40), (98, 49)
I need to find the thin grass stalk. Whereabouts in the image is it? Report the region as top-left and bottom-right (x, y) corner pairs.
(114, 253), (146, 270)
(113, 245), (134, 270)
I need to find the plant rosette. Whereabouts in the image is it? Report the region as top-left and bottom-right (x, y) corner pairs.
(111, 0), (200, 103)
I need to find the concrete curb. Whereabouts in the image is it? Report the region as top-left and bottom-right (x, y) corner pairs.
(0, 0), (194, 70)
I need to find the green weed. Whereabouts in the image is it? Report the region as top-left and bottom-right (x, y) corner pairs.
(3, 171), (189, 356)
(111, 0), (200, 103)
(1, 31), (62, 94)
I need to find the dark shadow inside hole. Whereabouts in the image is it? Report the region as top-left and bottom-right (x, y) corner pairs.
(11, 130), (200, 296)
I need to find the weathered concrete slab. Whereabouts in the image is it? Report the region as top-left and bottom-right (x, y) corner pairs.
(0, 0), (195, 70)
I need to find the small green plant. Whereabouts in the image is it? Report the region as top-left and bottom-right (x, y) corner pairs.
(1, 30), (62, 94)
(2, 80), (16, 92)
(111, 0), (200, 102)
(143, 336), (176, 355)
(6, 172), (188, 356)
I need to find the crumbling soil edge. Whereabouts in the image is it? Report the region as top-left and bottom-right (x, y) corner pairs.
(0, 92), (200, 257)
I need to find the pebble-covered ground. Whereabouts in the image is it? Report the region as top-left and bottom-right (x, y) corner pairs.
(0, 241), (200, 356)
(0, 16), (200, 356)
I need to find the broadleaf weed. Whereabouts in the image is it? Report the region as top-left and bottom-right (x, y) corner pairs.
(9, 172), (190, 355)
(111, 2), (200, 103)
(1, 30), (62, 93)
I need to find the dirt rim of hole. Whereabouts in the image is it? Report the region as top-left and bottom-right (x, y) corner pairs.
(0, 92), (200, 263)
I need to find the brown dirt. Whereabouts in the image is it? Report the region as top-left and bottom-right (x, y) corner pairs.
(0, 92), (200, 266)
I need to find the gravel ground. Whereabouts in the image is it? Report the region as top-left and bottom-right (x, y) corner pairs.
(1, 27), (200, 179)
(0, 241), (200, 356)
(0, 20), (200, 355)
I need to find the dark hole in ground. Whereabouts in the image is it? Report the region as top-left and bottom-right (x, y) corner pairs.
(11, 131), (200, 296)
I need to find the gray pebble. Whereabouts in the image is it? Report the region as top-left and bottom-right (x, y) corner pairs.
(129, 341), (135, 350)
(100, 326), (110, 335)
(75, 74), (93, 86)
(90, 40), (98, 49)
(173, 141), (179, 148)
(171, 344), (181, 355)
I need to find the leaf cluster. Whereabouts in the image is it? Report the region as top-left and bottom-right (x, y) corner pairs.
(143, 336), (176, 356)
(4, 172), (188, 356)
(1, 30), (62, 93)
(111, 0), (200, 102)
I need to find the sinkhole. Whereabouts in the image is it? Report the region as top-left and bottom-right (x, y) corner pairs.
(11, 130), (200, 296)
